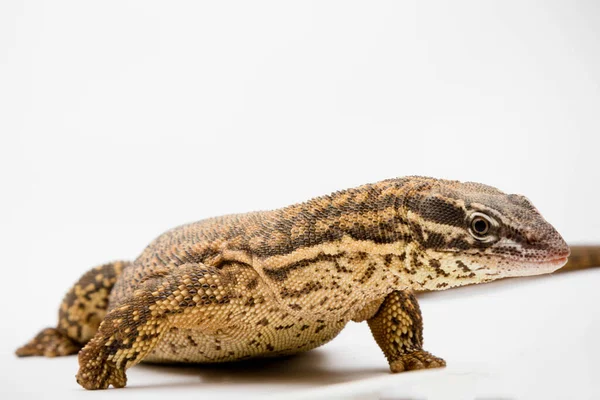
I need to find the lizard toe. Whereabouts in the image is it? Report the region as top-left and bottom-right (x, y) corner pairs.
(389, 350), (446, 373)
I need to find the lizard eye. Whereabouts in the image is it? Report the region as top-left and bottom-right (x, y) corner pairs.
(469, 213), (494, 240)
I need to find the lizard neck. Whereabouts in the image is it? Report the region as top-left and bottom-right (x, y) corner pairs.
(251, 179), (433, 292)
(257, 178), (417, 256)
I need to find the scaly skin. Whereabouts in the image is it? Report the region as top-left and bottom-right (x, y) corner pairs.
(17, 176), (590, 390)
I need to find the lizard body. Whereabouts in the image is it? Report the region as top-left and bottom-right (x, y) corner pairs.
(16, 176), (586, 390)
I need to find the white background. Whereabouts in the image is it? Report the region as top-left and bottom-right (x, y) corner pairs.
(1, 1), (599, 399)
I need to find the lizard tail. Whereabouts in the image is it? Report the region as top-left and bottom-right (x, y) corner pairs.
(558, 245), (600, 273)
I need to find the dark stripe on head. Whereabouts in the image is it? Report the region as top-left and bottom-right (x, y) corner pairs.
(423, 231), (446, 249)
(417, 196), (467, 227)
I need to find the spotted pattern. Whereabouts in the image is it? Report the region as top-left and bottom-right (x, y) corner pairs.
(16, 261), (129, 358)
(59, 261), (130, 343)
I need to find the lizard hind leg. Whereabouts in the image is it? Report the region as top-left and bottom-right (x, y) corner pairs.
(15, 327), (80, 357)
(76, 262), (235, 390)
(15, 261), (130, 357)
(368, 290), (446, 373)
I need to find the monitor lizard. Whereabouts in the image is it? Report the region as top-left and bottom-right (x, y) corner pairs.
(15, 176), (598, 390)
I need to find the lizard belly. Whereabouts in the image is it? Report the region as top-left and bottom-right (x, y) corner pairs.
(144, 316), (349, 363)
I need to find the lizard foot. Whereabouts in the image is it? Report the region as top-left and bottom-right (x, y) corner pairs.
(76, 360), (127, 390)
(389, 350), (446, 373)
(76, 344), (127, 390)
(15, 327), (80, 357)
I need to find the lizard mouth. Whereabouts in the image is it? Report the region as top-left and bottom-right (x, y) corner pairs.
(520, 255), (569, 264)
(500, 256), (568, 278)
(535, 256), (569, 269)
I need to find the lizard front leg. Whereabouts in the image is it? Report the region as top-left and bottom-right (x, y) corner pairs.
(367, 290), (446, 372)
(76, 284), (168, 389)
(76, 263), (232, 390)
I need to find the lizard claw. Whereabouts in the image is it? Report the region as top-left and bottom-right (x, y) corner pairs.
(389, 350), (446, 372)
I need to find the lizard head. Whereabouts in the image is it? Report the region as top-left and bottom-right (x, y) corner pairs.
(403, 177), (570, 289)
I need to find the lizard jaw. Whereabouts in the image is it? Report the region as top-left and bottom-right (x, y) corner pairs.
(499, 256), (569, 278)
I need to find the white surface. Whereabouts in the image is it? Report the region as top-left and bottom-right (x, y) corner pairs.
(1, 1), (599, 399)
